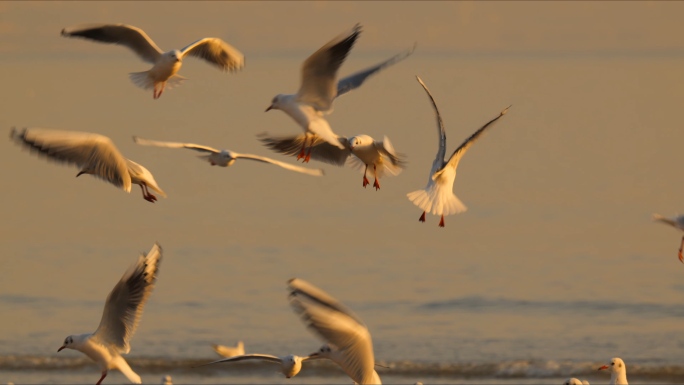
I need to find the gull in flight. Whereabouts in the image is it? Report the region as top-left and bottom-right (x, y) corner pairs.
(564, 378), (590, 385)
(408, 76), (510, 227)
(288, 278), (382, 384)
(61, 23), (244, 99)
(132, 136), (323, 177)
(598, 357), (628, 385)
(11, 128), (166, 203)
(211, 341), (245, 358)
(653, 213), (684, 263)
(58, 243), (162, 384)
(265, 23), (415, 161)
(199, 353), (314, 379)
(259, 133), (405, 189)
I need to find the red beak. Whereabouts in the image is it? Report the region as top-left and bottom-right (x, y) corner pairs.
(58, 345), (65, 352)
(597, 365), (609, 371)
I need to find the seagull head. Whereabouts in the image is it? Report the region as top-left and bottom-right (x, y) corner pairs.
(348, 135), (372, 151)
(58, 335), (74, 352)
(163, 50), (182, 63)
(308, 343), (333, 359)
(218, 151), (236, 167)
(265, 94), (285, 112)
(598, 357), (625, 374)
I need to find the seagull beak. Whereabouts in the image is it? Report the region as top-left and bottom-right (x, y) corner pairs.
(597, 365), (609, 371)
(58, 345), (65, 352)
(265, 105), (273, 112)
(75, 171), (86, 178)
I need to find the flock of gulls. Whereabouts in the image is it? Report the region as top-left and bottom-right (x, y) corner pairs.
(7, 21), (682, 385)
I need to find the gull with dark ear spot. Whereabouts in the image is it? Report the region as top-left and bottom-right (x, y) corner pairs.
(259, 132), (405, 190)
(265, 23), (414, 161)
(408, 76), (511, 227)
(57, 243), (162, 385)
(10, 127), (166, 203)
(132, 136), (324, 177)
(597, 357), (628, 385)
(287, 278), (382, 384)
(61, 23), (244, 99)
(653, 213), (684, 263)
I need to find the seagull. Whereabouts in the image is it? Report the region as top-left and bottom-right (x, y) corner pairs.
(57, 243), (162, 385)
(407, 76), (510, 227)
(653, 213), (684, 263)
(265, 23), (415, 160)
(132, 136), (323, 177)
(160, 375), (173, 385)
(598, 357), (628, 385)
(258, 133), (405, 189)
(288, 278), (382, 385)
(199, 353), (314, 379)
(61, 23), (244, 99)
(11, 128), (166, 203)
(564, 378), (590, 385)
(211, 341), (245, 358)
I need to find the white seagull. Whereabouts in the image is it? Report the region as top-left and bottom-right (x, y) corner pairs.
(265, 23), (414, 160)
(564, 378), (590, 385)
(57, 243), (163, 385)
(407, 76), (510, 227)
(212, 341), (245, 358)
(11, 128), (166, 203)
(288, 278), (382, 385)
(653, 213), (684, 263)
(132, 136), (324, 177)
(199, 353), (314, 379)
(258, 133), (405, 189)
(598, 357), (628, 385)
(61, 23), (244, 99)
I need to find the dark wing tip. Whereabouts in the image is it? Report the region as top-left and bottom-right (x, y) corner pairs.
(60, 28), (68, 37)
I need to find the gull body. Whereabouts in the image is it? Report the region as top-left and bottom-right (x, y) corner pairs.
(61, 23), (244, 99)
(653, 213), (684, 262)
(408, 76), (510, 227)
(57, 243), (162, 384)
(259, 133), (405, 189)
(288, 278), (381, 384)
(200, 353), (313, 378)
(598, 357), (628, 385)
(211, 341), (245, 358)
(265, 23), (414, 158)
(132, 136), (323, 177)
(11, 128), (166, 202)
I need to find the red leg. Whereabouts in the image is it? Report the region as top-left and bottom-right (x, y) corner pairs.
(439, 215), (445, 227)
(419, 212), (426, 222)
(153, 84), (159, 99)
(679, 236), (684, 263)
(304, 142), (313, 163)
(362, 165), (370, 187)
(297, 138), (307, 161)
(140, 184), (157, 203)
(158, 82), (165, 98)
(372, 164), (380, 190)
(96, 371), (107, 385)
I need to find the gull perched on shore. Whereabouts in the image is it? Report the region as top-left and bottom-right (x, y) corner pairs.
(61, 23), (244, 99)
(407, 76), (510, 227)
(259, 133), (405, 189)
(288, 278), (382, 384)
(132, 136), (323, 177)
(598, 357), (628, 385)
(58, 243), (162, 384)
(653, 213), (684, 263)
(265, 23), (414, 160)
(212, 341), (245, 358)
(11, 128), (166, 202)
(199, 353), (315, 379)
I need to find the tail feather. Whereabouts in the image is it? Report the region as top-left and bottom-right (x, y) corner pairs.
(407, 185), (466, 216)
(129, 71), (155, 90)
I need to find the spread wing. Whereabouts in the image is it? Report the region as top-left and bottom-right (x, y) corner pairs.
(92, 243), (162, 354)
(230, 152), (324, 177)
(442, 105), (511, 172)
(132, 136), (219, 154)
(415, 76), (447, 176)
(336, 43), (416, 98)
(287, 278), (375, 385)
(180, 37), (245, 72)
(374, 136), (407, 169)
(199, 354), (282, 367)
(61, 23), (163, 64)
(10, 127), (131, 192)
(296, 24), (362, 111)
(258, 133), (351, 166)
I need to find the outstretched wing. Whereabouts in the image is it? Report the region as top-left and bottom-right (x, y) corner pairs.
(296, 24), (362, 111)
(61, 23), (163, 64)
(132, 136), (219, 154)
(415, 76), (447, 176)
(198, 354), (282, 367)
(10, 127), (131, 192)
(336, 43), (416, 98)
(258, 133), (350, 166)
(92, 243), (162, 354)
(230, 152), (324, 177)
(180, 37), (245, 72)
